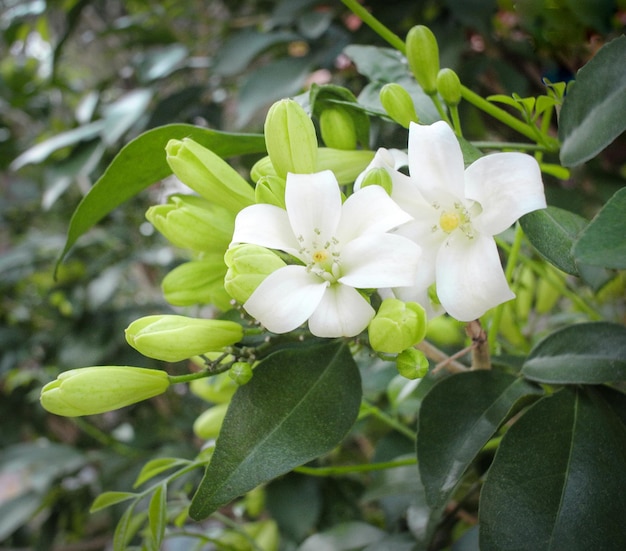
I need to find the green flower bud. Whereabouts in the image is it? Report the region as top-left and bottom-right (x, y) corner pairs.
(193, 402), (229, 439)
(254, 175), (286, 208)
(40, 366), (169, 417)
(359, 167), (393, 195)
(190, 370), (237, 404)
(436, 68), (462, 106)
(250, 148), (374, 186)
(125, 315), (243, 362)
(406, 25), (440, 95)
(316, 148), (375, 184)
(379, 83), (419, 128)
(166, 138), (255, 214)
(162, 256), (230, 310)
(425, 316), (464, 347)
(368, 298), (427, 353)
(396, 348), (429, 379)
(264, 99), (318, 178)
(229, 362), (253, 385)
(319, 106), (357, 150)
(224, 244), (286, 304)
(146, 194), (234, 253)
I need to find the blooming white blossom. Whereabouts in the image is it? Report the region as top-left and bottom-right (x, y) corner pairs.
(230, 170), (421, 337)
(357, 121), (546, 321)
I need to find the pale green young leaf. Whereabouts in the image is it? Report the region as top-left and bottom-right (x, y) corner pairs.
(90, 491), (138, 513)
(133, 457), (189, 488)
(148, 483), (167, 549)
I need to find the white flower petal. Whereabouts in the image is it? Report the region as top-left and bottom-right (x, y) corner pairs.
(243, 266), (328, 333)
(464, 152), (546, 235)
(336, 185), (413, 244)
(231, 204), (300, 256)
(308, 284), (374, 337)
(354, 148), (409, 190)
(285, 171), (341, 246)
(339, 233), (420, 288)
(436, 232), (514, 321)
(408, 121), (465, 202)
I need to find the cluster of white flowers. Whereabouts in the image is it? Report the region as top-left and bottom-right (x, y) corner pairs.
(231, 121), (546, 338)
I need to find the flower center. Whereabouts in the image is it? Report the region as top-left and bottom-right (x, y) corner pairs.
(439, 210), (460, 233)
(432, 201), (475, 238)
(298, 234), (342, 283)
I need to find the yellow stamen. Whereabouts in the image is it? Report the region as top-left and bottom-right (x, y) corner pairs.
(439, 211), (460, 233)
(312, 250), (329, 263)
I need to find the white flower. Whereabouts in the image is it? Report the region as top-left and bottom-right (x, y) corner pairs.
(358, 121), (546, 321)
(230, 170), (421, 337)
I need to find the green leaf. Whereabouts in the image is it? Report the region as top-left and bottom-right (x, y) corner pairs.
(112, 502), (137, 551)
(133, 457), (188, 488)
(90, 491), (138, 513)
(189, 340), (362, 520)
(573, 187), (626, 269)
(479, 387), (626, 550)
(559, 35), (626, 166)
(148, 483), (167, 549)
(520, 206), (586, 275)
(56, 125), (265, 273)
(417, 371), (543, 511)
(522, 322), (626, 384)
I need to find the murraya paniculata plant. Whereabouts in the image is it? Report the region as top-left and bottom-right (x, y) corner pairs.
(38, 3), (626, 549)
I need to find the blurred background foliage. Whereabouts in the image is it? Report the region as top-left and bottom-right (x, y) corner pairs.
(1, 0), (624, 548)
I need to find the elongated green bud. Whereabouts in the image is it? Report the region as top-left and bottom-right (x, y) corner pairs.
(436, 68), (462, 106)
(146, 194), (234, 253)
(250, 148), (374, 185)
(40, 366), (170, 417)
(254, 175), (286, 208)
(190, 369), (237, 404)
(396, 348), (429, 379)
(193, 403), (229, 439)
(224, 244), (286, 304)
(166, 138), (255, 214)
(162, 257), (230, 310)
(379, 83), (419, 128)
(368, 298), (427, 353)
(406, 25), (440, 95)
(125, 315), (243, 362)
(264, 99), (318, 177)
(319, 106), (357, 150)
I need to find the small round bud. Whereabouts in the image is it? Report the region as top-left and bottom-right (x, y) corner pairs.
(224, 244), (287, 304)
(406, 25), (440, 95)
(319, 106), (358, 150)
(436, 68), (462, 107)
(368, 298), (427, 354)
(264, 99), (318, 178)
(379, 83), (419, 128)
(40, 366), (170, 417)
(358, 167), (393, 195)
(396, 348), (429, 379)
(229, 362), (253, 385)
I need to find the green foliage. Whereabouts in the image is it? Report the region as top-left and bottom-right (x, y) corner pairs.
(3, 1), (626, 550)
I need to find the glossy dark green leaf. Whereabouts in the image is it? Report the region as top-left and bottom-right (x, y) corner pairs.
(520, 206), (586, 275)
(189, 341), (361, 520)
(479, 387), (626, 550)
(417, 371), (543, 510)
(56, 125), (265, 272)
(573, 187), (626, 269)
(522, 322), (626, 384)
(559, 35), (626, 166)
